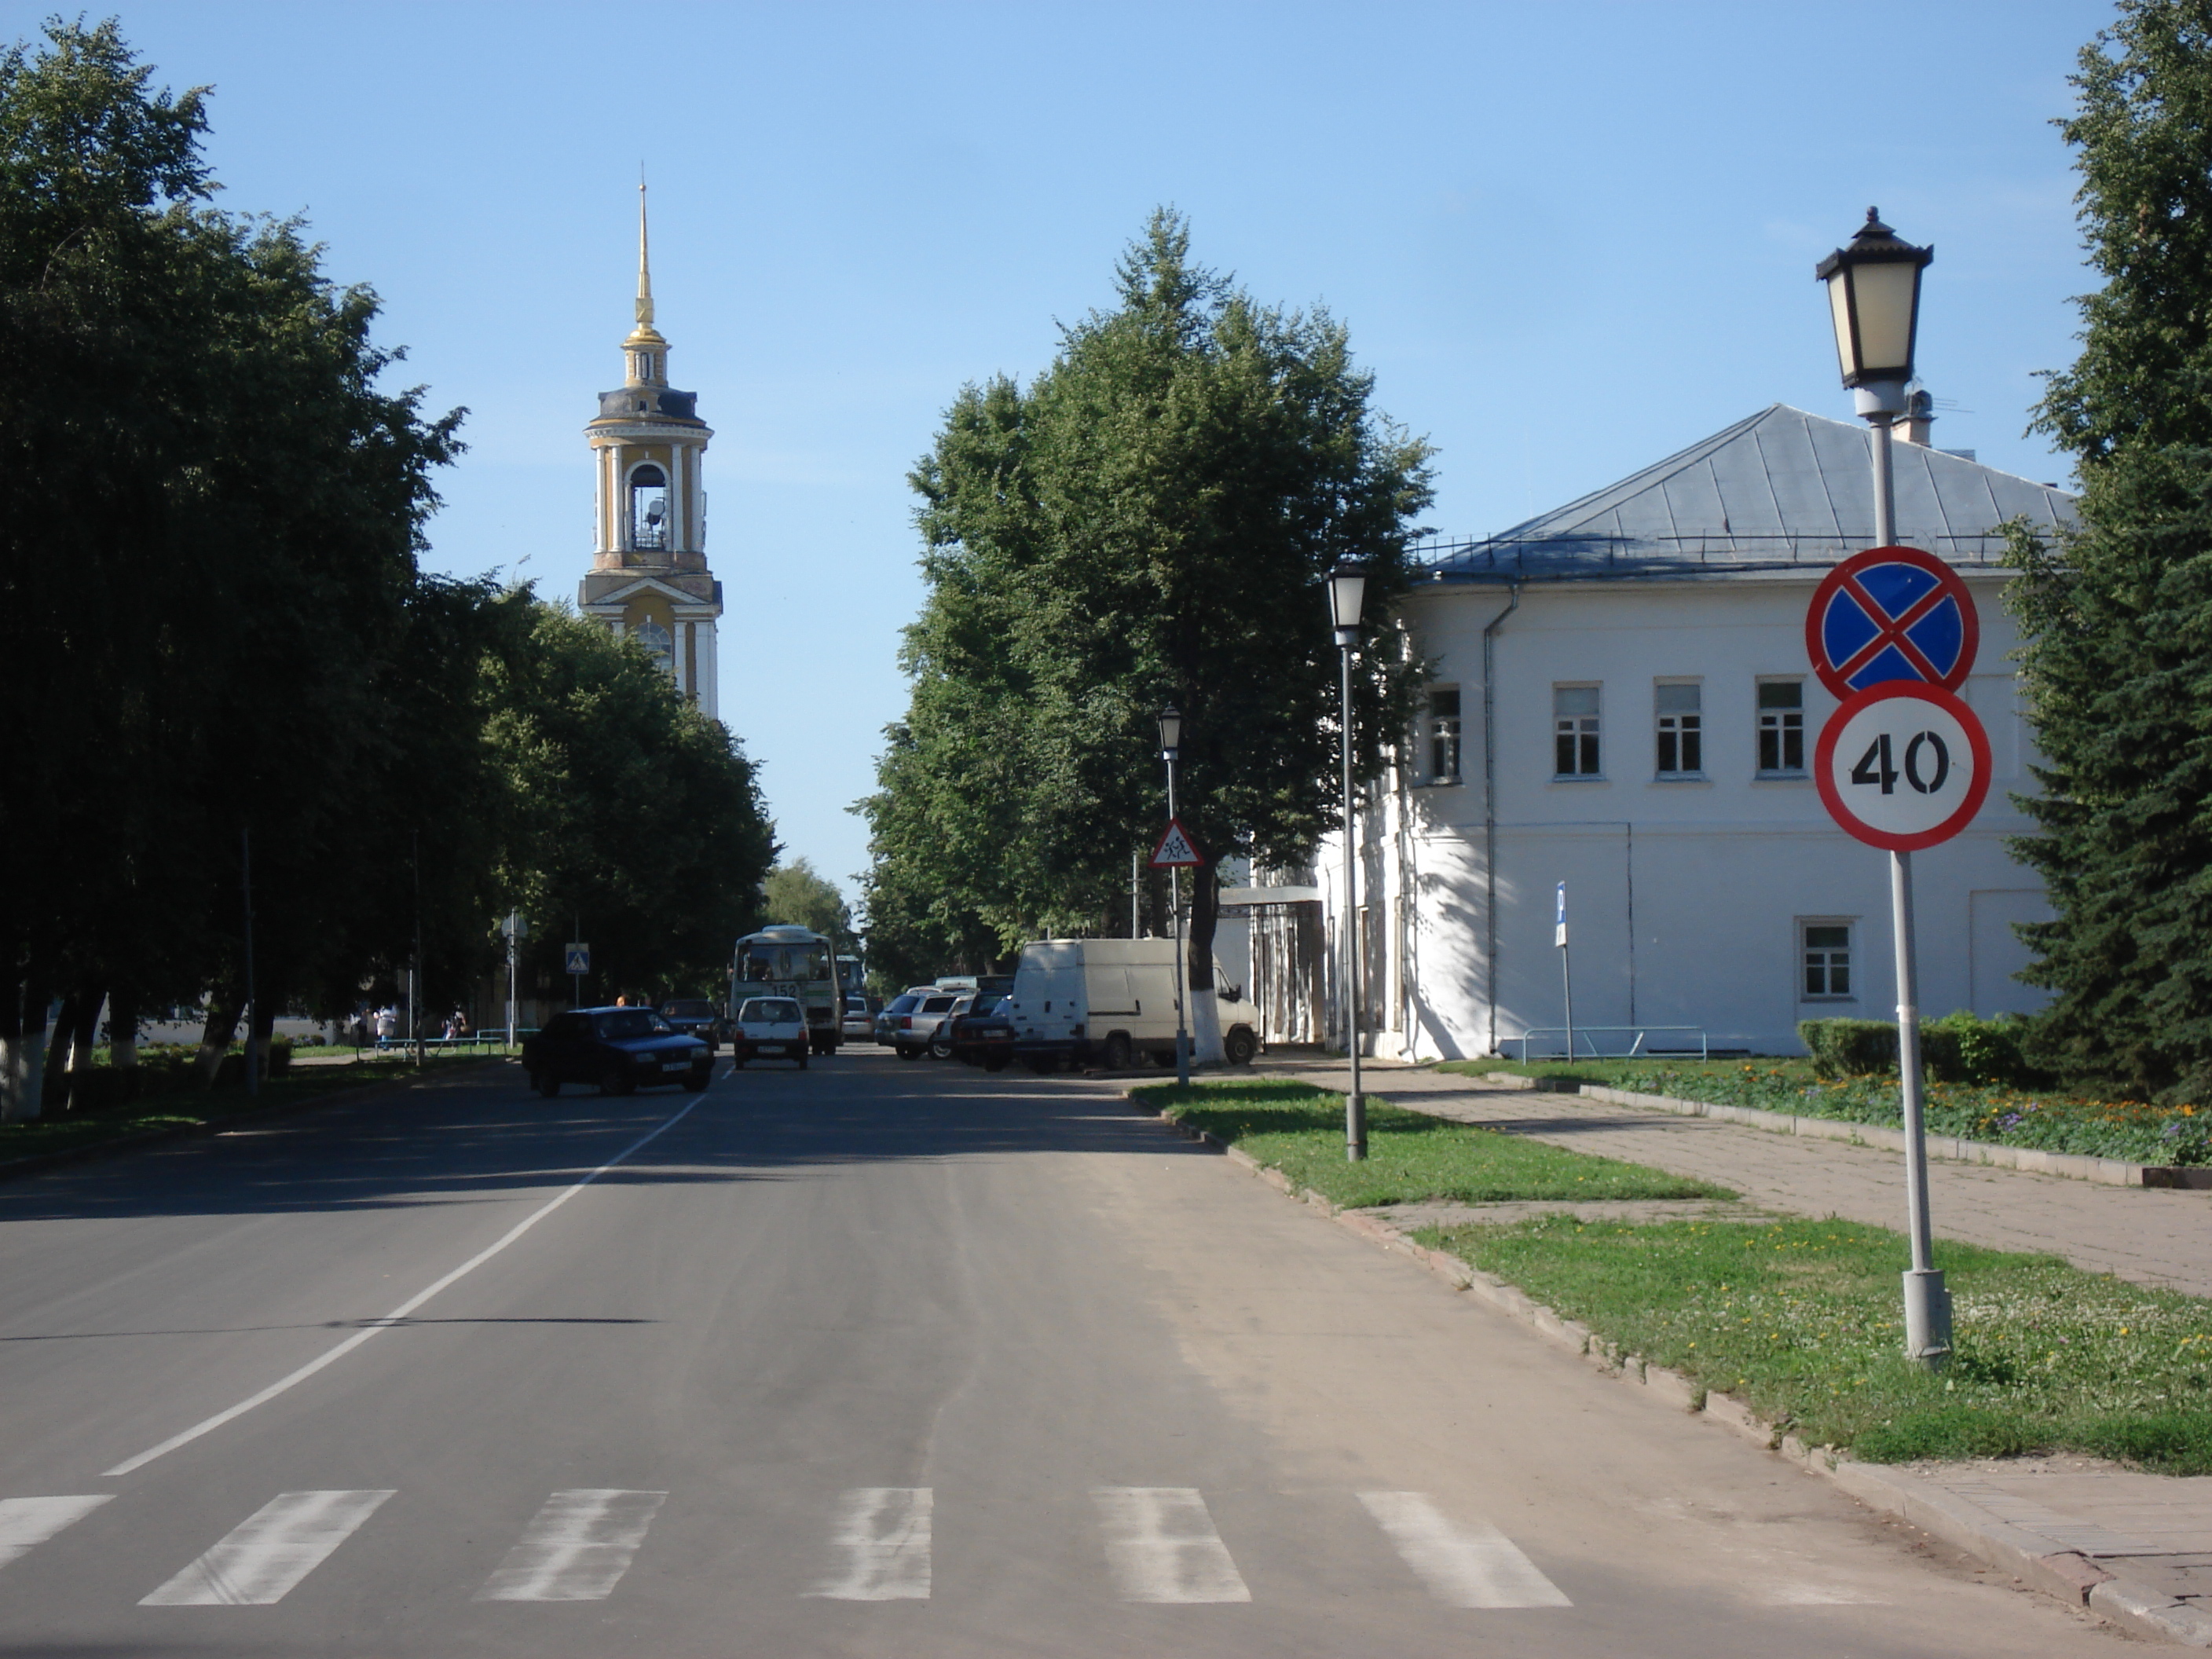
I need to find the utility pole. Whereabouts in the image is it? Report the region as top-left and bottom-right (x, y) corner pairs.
(242, 826), (258, 1098)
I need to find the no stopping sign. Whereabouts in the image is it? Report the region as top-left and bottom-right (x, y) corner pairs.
(1815, 683), (1991, 851)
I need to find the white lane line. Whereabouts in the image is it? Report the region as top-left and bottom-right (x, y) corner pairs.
(1357, 1491), (1571, 1609)
(140, 1489), (394, 1606)
(809, 1487), (932, 1600)
(104, 1092), (712, 1477)
(0, 1496), (112, 1569)
(1091, 1487), (1251, 1603)
(474, 1489), (666, 1602)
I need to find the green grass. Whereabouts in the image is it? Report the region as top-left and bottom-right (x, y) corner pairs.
(1131, 1078), (1733, 1210)
(1417, 1213), (2212, 1472)
(1440, 1057), (2212, 1166)
(0, 1051), (498, 1166)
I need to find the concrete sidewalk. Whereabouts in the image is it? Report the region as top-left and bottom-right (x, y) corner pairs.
(1242, 1053), (2212, 1645)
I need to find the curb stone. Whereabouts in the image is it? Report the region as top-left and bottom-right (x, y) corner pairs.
(1127, 1086), (2208, 1646)
(1484, 1072), (2212, 1192)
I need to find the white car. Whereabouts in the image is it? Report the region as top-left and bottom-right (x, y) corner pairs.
(839, 995), (873, 1042)
(731, 996), (809, 1068)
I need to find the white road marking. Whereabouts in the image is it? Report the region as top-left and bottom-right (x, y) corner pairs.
(810, 1487), (932, 1600)
(1357, 1491), (1571, 1609)
(103, 1092), (712, 1477)
(474, 1489), (666, 1602)
(1091, 1487), (1251, 1603)
(0, 1496), (112, 1569)
(140, 1489), (394, 1606)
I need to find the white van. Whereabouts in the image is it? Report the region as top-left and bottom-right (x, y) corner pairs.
(1005, 939), (1258, 1072)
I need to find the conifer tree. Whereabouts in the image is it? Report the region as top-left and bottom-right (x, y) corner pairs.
(2010, 0), (2212, 1095)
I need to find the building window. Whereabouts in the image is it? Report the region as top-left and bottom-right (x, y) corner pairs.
(1801, 921), (1853, 999)
(1654, 682), (1702, 777)
(1760, 679), (1806, 775)
(629, 463), (668, 550)
(1426, 687), (1462, 783)
(634, 618), (673, 671)
(1554, 684), (1601, 777)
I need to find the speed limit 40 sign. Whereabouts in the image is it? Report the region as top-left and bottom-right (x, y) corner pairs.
(1814, 681), (1991, 851)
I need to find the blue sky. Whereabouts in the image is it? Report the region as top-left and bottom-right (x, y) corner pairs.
(56, 2), (2110, 910)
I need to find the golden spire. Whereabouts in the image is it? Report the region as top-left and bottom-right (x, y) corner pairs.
(624, 169), (666, 355)
(635, 171), (654, 329)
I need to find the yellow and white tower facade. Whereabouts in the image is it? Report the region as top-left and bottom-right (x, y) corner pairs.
(578, 184), (722, 719)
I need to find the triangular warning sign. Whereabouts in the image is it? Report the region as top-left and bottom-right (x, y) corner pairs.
(1149, 818), (1204, 868)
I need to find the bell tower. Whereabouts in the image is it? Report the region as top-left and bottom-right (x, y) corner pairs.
(577, 180), (723, 720)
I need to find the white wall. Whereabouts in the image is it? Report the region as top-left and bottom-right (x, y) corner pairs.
(1313, 570), (2049, 1060)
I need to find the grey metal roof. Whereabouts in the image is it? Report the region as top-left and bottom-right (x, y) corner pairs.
(1416, 404), (2078, 581)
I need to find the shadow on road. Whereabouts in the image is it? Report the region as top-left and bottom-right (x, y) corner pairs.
(0, 1057), (1203, 1225)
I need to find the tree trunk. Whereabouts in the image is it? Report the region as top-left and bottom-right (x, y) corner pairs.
(43, 990), (79, 1115)
(1187, 859), (1225, 1064)
(196, 994), (240, 1086)
(60, 984), (103, 1113)
(2, 968), (53, 1122)
(108, 986), (139, 1071)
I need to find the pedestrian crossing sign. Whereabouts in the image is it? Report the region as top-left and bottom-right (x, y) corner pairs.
(564, 943), (591, 975)
(1149, 819), (1204, 868)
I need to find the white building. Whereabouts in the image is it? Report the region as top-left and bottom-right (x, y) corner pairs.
(1280, 402), (2078, 1060)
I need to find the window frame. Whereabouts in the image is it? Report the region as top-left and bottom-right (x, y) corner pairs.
(1653, 679), (1705, 780)
(1552, 683), (1603, 780)
(1423, 684), (1463, 786)
(1757, 678), (1808, 778)
(1798, 917), (1856, 1003)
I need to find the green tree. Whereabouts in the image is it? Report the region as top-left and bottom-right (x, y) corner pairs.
(862, 211), (1433, 1057)
(2009, 0), (2212, 1097)
(0, 19), (463, 1114)
(485, 598), (776, 1005)
(762, 859), (852, 940)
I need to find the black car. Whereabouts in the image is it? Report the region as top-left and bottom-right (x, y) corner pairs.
(522, 1007), (712, 1097)
(658, 997), (724, 1052)
(947, 995), (1014, 1071)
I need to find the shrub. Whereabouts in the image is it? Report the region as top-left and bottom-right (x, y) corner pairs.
(1925, 1009), (2029, 1086)
(1798, 1018), (1898, 1079)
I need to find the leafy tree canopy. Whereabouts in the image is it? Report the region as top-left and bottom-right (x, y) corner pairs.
(762, 859), (853, 941)
(2009, 0), (2212, 1097)
(862, 211), (1432, 1033)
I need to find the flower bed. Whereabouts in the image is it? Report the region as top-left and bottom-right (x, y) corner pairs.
(1441, 1057), (2210, 1166)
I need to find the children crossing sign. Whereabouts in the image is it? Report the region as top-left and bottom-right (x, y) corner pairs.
(1149, 819), (1204, 868)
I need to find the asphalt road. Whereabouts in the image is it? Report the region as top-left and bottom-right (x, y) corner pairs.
(0, 1049), (2122, 1657)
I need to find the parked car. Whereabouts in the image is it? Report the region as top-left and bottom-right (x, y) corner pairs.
(947, 995), (1015, 1071)
(659, 997), (725, 1052)
(873, 988), (932, 1046)
(1005, 939), (1258, 1071)
(839, 994), (874, 1042)
(731, 995), (809, 1068)
(892, 990), (966, 1060)
(523, 1007), (712, 1097)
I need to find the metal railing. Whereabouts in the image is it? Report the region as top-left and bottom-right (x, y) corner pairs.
(1507, 1025), (1709, 1061)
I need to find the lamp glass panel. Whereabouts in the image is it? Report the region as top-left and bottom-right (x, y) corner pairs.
(1849, 262), (1920, 378)
(1328, 570), (1368, 630)
(1826, 274), (1858, 379)
(1158, 709), (1182, 753)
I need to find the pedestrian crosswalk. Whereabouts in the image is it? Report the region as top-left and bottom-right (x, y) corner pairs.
(0, 1483), (1571, 1611)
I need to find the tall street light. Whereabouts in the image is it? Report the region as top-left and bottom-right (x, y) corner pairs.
(1328, 563), (1368, 1161)
(1159, 705), (1191, 1087)
(1818, 207), (1950, 1368)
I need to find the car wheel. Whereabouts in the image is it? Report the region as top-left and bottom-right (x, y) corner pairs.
(599, 1066), (634, 1097)
(1024, 1056), (1055, 1075)
(1224, 1027), (1259, 1066)
(687, 1064), (712, 1091)
(1101, 1032), (1133, 1071)
(897, 1044), (921, 1061)
(533, 1071), (559, 1098)
(929, 1036), (954, 1060)
(983, 1054), (1008, 1073)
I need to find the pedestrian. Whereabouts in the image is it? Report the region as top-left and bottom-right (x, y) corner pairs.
(374, 1005), (397, 1046)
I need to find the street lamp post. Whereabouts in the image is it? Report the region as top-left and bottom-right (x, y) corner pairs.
(1818, 207), (1950, 1368)
(1328, 563), (1369, 1161)
(1159, 705), (1191, 1087)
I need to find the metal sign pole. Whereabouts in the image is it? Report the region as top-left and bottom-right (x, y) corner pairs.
(1166, 756), (1189, 1087)
(1892, 848), (1950, 1363)
(1555, 881), (1573, 1062)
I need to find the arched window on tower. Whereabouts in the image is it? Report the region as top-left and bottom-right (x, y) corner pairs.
(629, 463), (668, 551)
(634, 618), (673, 672)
